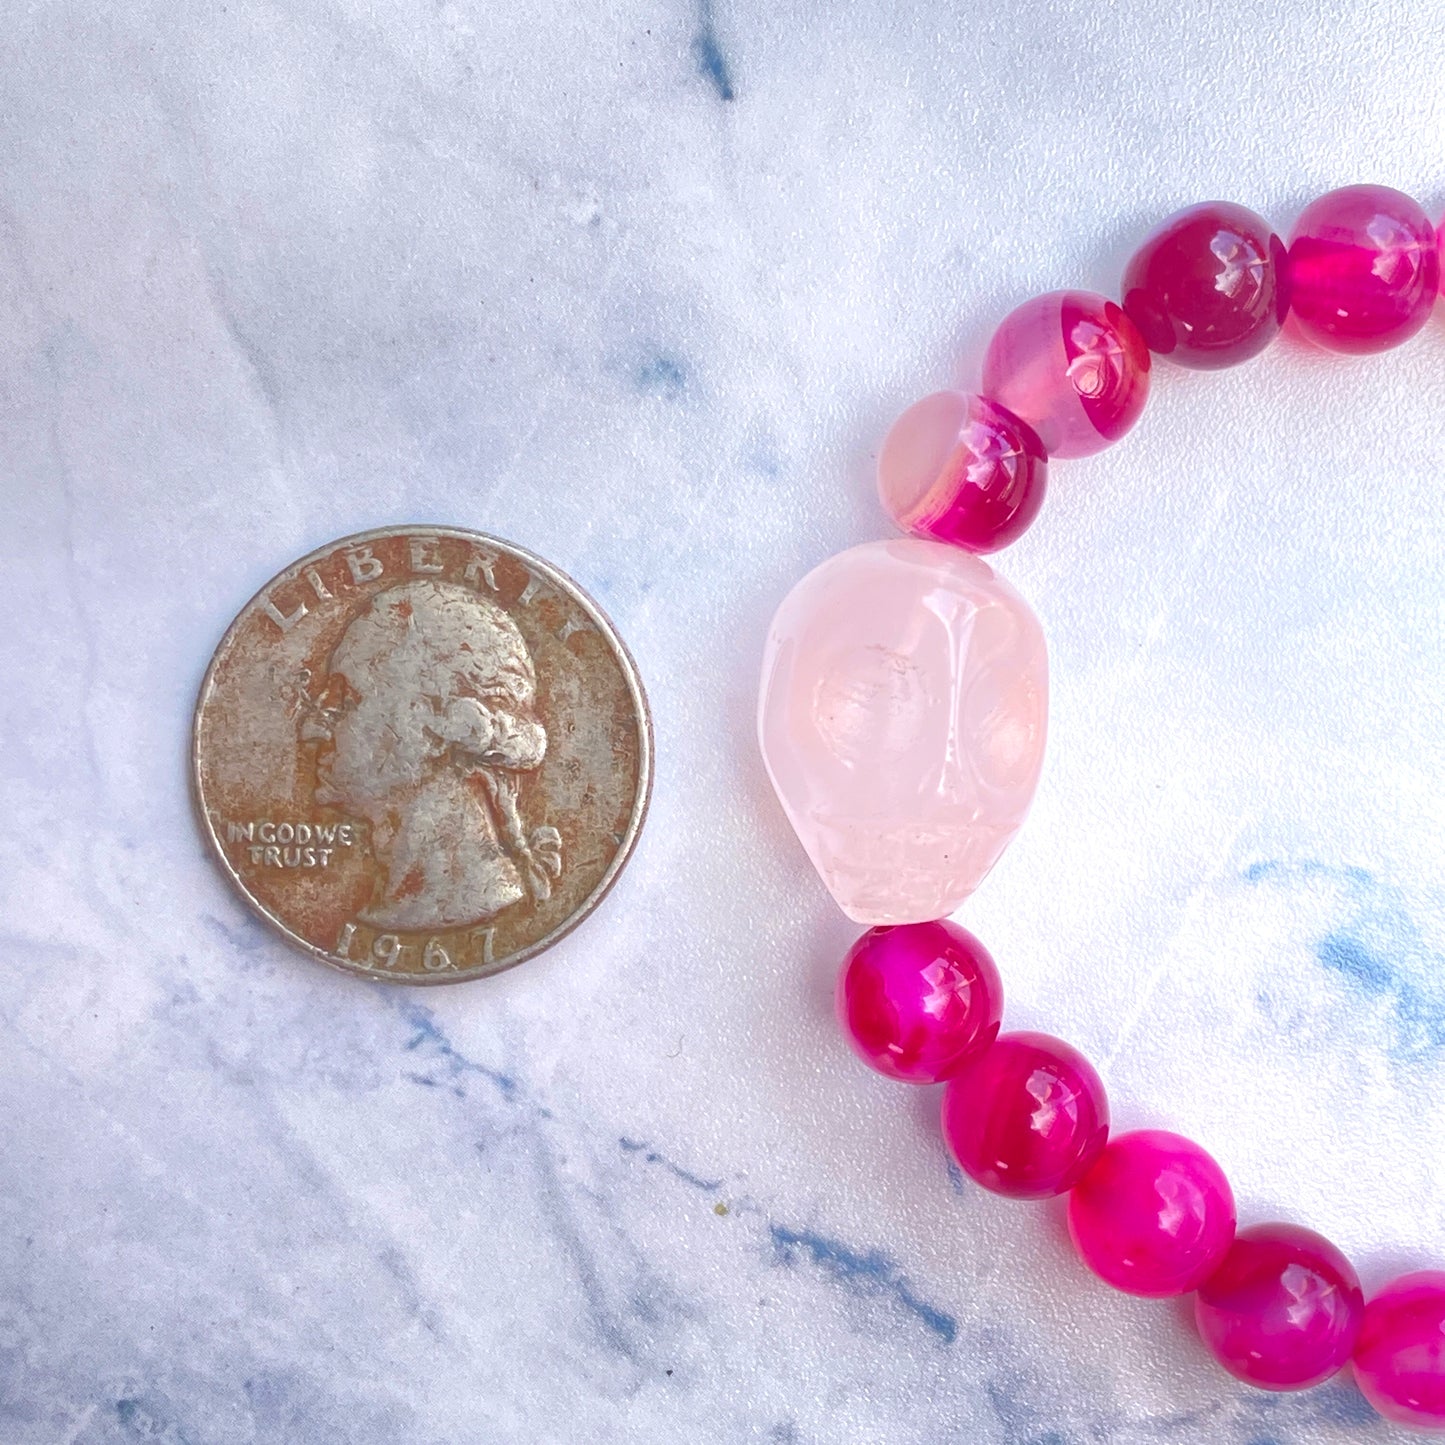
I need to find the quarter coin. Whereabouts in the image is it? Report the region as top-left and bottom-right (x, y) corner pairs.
(192, 526), (652, 983)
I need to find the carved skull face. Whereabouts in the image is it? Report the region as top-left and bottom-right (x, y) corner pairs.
(758, 538), (1048, 925)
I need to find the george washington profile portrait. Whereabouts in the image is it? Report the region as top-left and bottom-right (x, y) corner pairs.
(300, 579), (561, 930)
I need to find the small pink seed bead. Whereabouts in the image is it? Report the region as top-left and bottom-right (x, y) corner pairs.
(836, 921), (1003, 1084)
(877, 392), (1049, 554)
(1193, 1223), (1363, 1391)
(1287, 184), (1440, 353)
(1067, 1129), (1236, 1298)
(981, 290), (1150, 459)
(940, 1031), (1109, 1199)
(1354, 1272), (1445, 1431)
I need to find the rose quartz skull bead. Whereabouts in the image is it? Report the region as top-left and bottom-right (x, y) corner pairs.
(758, 538), (1047, 924)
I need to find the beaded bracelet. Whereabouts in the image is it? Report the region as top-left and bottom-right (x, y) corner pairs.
(757, 187), (1445, 1431)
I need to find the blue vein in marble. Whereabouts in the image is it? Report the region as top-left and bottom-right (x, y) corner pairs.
(526, 1135), (665, 1363)
(693, 0), (735, 101)
(768, 1224), (958, 1343)
(402, 1006), (518, 1098)
(204, 910), (272, 955)
(1302, 1380), (1380, 1428)
(616, 1125), (960, 1348)
(1243, 860), (1445, 1059)
(399, 1007), (959, 1352)
(1222, 1378), (1380, 1445)
(634, 351), (688, 398)
(619, 1136), (724, 1192)
(399, 1004), (690, 1365)
(116, 1396), (196, 1445)
(615, 1135), (960, 1349)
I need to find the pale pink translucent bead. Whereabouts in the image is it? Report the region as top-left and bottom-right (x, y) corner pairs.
(981, 290), (1151, 459)
(757, 538), (1048, 924)
(877, 392), (1048, 554)
(1354, 1272), (1445, 1431)
(1067, 1129), (1236, 1298)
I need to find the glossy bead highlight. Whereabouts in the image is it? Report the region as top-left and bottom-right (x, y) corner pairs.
(1193, 1223), (1362, 1391)
(1067, 1129), (1235, 1297)
(837, 921), (1003, 1084)
(877, 391), (1048, 554)
(941, 1031), (1109, 1198)
(981, 290), (1150, 459)
(1354, 1272), (1445, 1431)
(1122, 201), (1289, 368)
(1287, 185), (1440, 353)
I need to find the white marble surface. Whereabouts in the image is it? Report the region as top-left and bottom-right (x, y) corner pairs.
(3, 3), (1445, 1441)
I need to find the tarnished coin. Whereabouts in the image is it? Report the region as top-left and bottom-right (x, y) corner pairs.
(192, 526), (651, 984)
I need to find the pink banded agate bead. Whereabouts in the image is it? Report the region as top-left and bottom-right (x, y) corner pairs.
(1354, 1272), (1445, 1431)
(836, 921), (1003, 1084)
(1193, 1223), (1363, 1391)
(981, 290), (1150, 458)
(877, 392), (1048, 554)
(941, 1031), (1109, 1199)
(1287, 184), (1440, 353)
(1067, 1129), (1236, 1298)
(1121, 201), (1290, 369)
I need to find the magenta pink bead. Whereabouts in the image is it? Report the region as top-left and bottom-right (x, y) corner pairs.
(941, 1031), (1108, 1199)
(1121, 201), (1290, 369)
(877, 392), (1048, 554)
(1354, 1272), (1445, 1431)
(1193, 1223), (1363, 1391)
(836, 921), (1003, 1084)
(1287, 185), (1440, 353)
(981, 290), (1150, 459)
(1067, 1129), (1235, 1297)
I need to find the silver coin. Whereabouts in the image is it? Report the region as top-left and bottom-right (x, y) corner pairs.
(192, 526), (652, 983)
